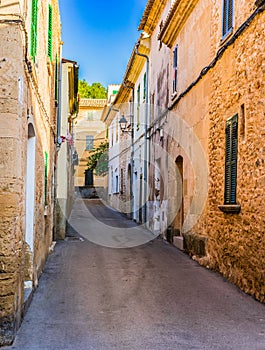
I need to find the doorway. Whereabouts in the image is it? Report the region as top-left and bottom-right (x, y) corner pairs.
(174, 155), (184, 235)
(25, 123), (36, 295)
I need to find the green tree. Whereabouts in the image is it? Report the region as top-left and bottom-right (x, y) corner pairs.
(78, 80), (107, 99)
(85, 141), (109, 176)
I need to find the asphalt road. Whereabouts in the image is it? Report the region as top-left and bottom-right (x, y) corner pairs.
(5, 199), (265, 350)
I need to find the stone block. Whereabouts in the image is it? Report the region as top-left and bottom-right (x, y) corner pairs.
(183, 232), (207, 257)
(173, 236), (184, 250)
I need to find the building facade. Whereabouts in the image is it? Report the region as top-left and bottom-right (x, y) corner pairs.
(74, 97), (107, 189)
(0, 0), (62, 344)
(109, 0), (265, 302)
(55, 59), (78, 240)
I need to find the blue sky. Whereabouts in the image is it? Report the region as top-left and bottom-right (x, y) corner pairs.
(58, 0), (147, 87)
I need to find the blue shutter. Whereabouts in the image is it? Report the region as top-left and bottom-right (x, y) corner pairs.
(222, 0), (233, 37)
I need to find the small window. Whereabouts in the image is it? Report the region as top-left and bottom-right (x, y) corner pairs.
(44, 151), (48, 205)
(47, 4), (53, 61)
(224, 114), (238, 204)
(173, 45), (178, 93)
(115, 175), (119, 194)
(222, 0), (233, 37)
(87, 112), (94, 121)
(143, 73), (147, 101)
(137, 84), (140, 129)
(86, 135), (94, 150)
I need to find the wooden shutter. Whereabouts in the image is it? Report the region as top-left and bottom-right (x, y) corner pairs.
(224, 114), (238, 204)
(228, 0), (233, 32)
(222, 0), (233, 37)
(44, 152), (48, 205)
(30, 0), (38, 60)
(173, 45), (178, 93)
(48, 5), (53, 61)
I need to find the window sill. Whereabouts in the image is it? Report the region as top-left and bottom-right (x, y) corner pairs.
(218, 204), (241, 214)
(220, 29), (233, 46)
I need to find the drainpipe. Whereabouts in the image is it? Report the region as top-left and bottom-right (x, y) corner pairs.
(123, 82), (135, 219)
(135, 42), (149, 226)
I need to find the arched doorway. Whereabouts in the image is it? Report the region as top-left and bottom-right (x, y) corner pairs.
(25, 123), (36, 292)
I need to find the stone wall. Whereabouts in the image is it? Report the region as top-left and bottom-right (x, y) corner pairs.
(204, 7), (265, 302)
(0, 0), (62, 344)
(0, 22), (26, 346)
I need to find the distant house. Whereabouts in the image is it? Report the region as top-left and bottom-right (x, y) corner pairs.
(74, 97), (107, 188)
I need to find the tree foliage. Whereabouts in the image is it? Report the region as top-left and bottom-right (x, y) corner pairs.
(85, 141), (109, 176)
(78, 80), (107, 99)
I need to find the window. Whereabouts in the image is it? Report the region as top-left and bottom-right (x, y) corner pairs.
(44, 152), (48, 205)
(115, 175), (119, 194)
(224, 114), (238, 204)
(137, 84), (140, 129)
(47, 4), (53, 61)
(87, 112), (94, 121)
(222, 0), (233, 37)
(30, 0), (39, 61)
(143, 73), (147, 101)
(86, 135), (94, 150)
(173, 45), (178, 93)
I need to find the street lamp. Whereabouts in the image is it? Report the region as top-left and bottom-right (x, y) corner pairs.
(119, 114), (128, 132)
(119, 114), (133, 134)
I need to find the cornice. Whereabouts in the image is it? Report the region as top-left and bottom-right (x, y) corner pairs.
(138, 0), (168, 35)
(158, 0), (199, 48)
(79, 98), (107, 109)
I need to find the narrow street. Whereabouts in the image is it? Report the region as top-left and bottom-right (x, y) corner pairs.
(5, 199), (265, 350)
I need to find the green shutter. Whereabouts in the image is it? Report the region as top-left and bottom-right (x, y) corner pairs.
(30, 0), (38, 60)
(224, 114), (238, 204)
(48, 4), (53, 61)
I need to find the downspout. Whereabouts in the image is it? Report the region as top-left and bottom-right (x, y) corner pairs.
(135, 43), (149, 226)
(123, 82), (135, 219)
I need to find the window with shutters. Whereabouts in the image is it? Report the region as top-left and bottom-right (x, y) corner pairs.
(143, 73), (147, 101)
(137, 84), (140, 129)
(44, 152), (48, 205)
(224, 114), (238, 204)
(30, 0), (38, 61)
(173, 45), (178, 93)
(47, 4), (53, 61)
(222, 0), (233, 37)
